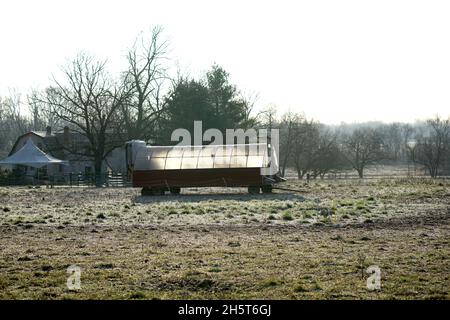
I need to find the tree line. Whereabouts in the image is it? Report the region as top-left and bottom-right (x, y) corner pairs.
(1, 27), (449, 178)
(267, 112), (450, 178)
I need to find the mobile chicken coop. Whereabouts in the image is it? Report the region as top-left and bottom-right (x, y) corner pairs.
(125, 141), (284, 195)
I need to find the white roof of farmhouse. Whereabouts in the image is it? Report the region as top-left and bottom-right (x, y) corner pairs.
(0, 139), (68, 168)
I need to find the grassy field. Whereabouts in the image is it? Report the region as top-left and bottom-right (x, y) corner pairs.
(0, 178), (449, 299)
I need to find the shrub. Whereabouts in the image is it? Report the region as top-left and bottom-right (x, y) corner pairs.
(294, 284), (308, 292)
(262, 279), (278, 287)
(282, 212), (293, 221)
(227, 241), (241, 247)
(129, 292), (146, 299)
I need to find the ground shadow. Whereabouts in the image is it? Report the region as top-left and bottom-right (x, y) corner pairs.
(134, 191), (306, 204)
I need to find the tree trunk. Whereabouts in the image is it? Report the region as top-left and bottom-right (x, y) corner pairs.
(295, 163), (302, 179)
(429, 166), (438, 178)
(94, 157), (103, 187)
(357, 168), (364, 178)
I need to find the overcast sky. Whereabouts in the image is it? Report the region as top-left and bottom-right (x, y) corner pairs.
(1, 0), (449, 124)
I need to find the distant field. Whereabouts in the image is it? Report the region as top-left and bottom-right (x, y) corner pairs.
(0, 178), (449, 299)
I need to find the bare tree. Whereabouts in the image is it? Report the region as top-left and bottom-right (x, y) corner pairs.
(401, 123), (415, 161)
(0, 97), (8, 154)
(240, 91), (259, 129)
(256, 105), (279, 155)
(340, 127), (386, 178)
(291, 118), (318, 179)
(257, 105), (277, 130)
(41, 52), (129, 185)
(310, 127), (343, 178)
(27, 89), (63, 131)
(279, 112), (302, 176)
(381, 123), (403, 161)
(409, 116), (450, 178)
(27, 89), (42, 131)
(3, 90), (29, 134)
(0, 91), (32, 155)
(122, 26), (170, 142)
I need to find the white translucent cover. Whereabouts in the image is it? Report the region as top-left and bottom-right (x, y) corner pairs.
(134, 143), (269, 170)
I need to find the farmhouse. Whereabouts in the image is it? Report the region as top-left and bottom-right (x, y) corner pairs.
(4, 126), (126, 179)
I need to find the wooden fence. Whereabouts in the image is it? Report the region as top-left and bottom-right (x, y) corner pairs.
(0, 172), (131, 187)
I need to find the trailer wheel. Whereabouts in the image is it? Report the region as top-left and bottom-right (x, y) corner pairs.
(153, 188), (165, 196)
(261, 185), (273, 194)
(169, 187), (181, 195)
(248, 186), (260, 194)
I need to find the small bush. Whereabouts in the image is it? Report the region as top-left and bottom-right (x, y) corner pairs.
(227, 241), (241, 247)
(285, 202), (294, 209)
(17, 256), (32, 262)
(41, 265), (53, 272)
(262, 279), (278, 287)
(95, 263), (114, 269)
(96, 213), (106, 219)
(303, 212), (313, 219)
(129, 292), (146, 299)
(195, 208), (205, 215)
(282, 212), (293, 221)
(294, 284), (308, 292)
(312, 282), (322, 291)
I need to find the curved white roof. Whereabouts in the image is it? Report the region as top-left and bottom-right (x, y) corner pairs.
(134, 143), (271, 171)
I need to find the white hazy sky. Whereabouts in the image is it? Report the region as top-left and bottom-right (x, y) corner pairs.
(1, 0), (449, 124)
